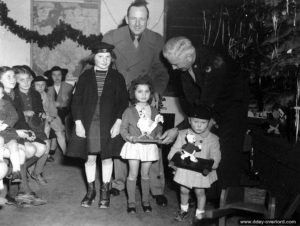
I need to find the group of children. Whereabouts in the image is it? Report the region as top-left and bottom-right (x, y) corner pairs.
(0, 65), (67, 203)
(118, 76), (221, 221)
(0, 42), (222, 223)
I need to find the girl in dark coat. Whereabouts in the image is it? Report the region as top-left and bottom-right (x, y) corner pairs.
(67, 42), (128, 208)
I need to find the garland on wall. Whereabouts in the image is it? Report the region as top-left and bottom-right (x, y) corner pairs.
(0, 1), (102, 50)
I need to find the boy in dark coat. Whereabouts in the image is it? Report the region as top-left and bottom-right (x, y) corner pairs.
(67, 42), (128, 208)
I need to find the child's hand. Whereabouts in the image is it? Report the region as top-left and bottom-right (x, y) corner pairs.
(0, 123), (8, 131)
(110, 119), (121, 138)
(75, 120), (86, 138)
(168, 161), (177, 173)
(46, 116), (54, 122)
(155, 134), (162, 142)
(16, 129), (35, 140)
(167, 151), (180, 161)
(39, 113), (47, 119)
(24, 111), (34, 117)
(127, 136), (138, 143)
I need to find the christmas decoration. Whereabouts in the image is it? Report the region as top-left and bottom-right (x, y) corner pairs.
(0, 1), (102, 50)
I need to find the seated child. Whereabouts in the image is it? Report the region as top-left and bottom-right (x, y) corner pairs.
(0, 82), (25, 183)
(13, 66), (49, 184)
(0, 137), (8, 190)
(33, 76), (66, 154)
(167, 105), (221, 222)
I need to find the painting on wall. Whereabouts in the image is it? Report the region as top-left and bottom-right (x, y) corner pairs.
(31, 0), (100, 80)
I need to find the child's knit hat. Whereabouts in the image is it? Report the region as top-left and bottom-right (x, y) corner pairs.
(188, 104), (212, 120)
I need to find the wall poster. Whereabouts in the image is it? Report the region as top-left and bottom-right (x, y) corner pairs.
(31, 0), (100, 80)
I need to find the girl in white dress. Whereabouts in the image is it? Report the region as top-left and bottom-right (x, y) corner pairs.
(120, 75), (163, 214)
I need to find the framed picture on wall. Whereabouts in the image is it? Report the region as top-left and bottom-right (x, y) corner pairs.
(31, 0), (101, 81)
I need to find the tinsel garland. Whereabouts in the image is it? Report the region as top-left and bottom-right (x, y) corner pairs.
(0, 1), (102, 50)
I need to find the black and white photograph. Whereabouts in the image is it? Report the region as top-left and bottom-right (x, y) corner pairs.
(0, 0), (299, 225)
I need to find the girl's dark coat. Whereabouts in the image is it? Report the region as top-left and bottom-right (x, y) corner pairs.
(66, 68), (128, 160)
(13, 88), (44, 130)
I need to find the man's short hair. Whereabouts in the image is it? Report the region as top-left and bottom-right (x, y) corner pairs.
(127, 0), (149, 18)
(163, 36), (195, 59)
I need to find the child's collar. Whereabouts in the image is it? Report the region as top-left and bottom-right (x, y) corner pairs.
(188, 128), (209, 138)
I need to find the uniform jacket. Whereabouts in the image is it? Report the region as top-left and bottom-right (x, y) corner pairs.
(47, 81), (73, 108)
(66, 68), (128, 160)
(102, 26), (169, 95)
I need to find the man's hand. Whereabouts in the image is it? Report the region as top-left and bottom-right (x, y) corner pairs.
(208, 118), (217, 130)
(160, 128), (179, 144)
(75, 120), (86, 138)
(110, 119), (121, 138)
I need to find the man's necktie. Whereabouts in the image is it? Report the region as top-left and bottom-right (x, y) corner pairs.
(54, 90), (58, 101)
(133, 36), (139, 48)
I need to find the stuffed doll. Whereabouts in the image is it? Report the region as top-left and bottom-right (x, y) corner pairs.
(180, 133), (201, 162)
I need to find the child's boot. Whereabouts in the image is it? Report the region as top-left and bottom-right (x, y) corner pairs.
(11, 171), (22, 183)
(98, 182), (110, 208)
(81, 181), (96, 207)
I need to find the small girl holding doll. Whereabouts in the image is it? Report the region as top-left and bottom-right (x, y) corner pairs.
(120, 75), (163, 214)
(167, 105), (221, 222)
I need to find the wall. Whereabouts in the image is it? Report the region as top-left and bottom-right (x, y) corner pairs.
(0, 0), (31, 66)
(0, 0), (165, 67)
(100, 0), (164, 35)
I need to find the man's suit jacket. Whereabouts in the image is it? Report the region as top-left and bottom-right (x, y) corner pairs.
(102, 26), (169, 95)
(47, 82), (73, 108)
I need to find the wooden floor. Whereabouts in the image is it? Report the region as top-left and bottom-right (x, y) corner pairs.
(0, 152), (245, 226)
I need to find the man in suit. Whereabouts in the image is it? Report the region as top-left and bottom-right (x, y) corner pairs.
(102, 0), (169, 206)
